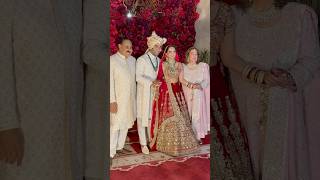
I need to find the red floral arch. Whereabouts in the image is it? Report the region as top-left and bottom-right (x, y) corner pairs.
(110, 0), (200, 59)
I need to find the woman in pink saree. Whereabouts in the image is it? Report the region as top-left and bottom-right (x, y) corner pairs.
(149, 45), (199, 156)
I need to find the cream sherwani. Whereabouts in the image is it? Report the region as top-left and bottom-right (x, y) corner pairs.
(136, 52), (160, 145)
(110, 52), (136, 157)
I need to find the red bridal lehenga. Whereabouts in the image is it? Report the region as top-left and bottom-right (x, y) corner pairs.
(149, 58), (199, 156)
(209, 1), (254, 179)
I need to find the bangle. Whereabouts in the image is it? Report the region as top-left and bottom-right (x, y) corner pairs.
(247, 67), (256, 79)
(257, 71), (265, 84)
(245, 66), (266, 85)
(254, 70), (260, 82)
(249, 68), (258, 81)
(242, 65), (252, 78)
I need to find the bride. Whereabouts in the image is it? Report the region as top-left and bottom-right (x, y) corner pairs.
(149, 45), (199, 156)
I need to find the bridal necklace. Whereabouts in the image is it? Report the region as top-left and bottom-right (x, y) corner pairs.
(166, 59), (177, 77)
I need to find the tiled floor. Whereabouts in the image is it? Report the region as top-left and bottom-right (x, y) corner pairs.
(110, 144), (210, 171)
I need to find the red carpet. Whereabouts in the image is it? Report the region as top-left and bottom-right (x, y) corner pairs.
(127, 122), (210, 153)
(110, 155), (210, 180)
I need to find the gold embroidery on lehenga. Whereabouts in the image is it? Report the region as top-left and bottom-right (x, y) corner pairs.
(226, 97), (254, 179)
(210, 2), (254, 179)
(211, 99), (235, 179)
(211, 96), (254, 180)
(151, 62), (199, 156)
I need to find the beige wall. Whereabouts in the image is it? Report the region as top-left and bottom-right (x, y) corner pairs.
(194, 0), (210, 53)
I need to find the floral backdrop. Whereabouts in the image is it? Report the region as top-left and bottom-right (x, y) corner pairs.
(110, 0), (200, 59)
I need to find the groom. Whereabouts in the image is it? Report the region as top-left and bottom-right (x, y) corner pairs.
(136, 31), (166, 154)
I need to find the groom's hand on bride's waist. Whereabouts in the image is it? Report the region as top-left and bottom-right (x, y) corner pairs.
(152, 80), (161, 86)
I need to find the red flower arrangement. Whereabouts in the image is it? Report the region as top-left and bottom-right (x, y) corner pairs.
(110, 0), (200, 60)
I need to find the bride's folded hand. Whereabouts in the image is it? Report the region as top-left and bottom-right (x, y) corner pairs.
(152, 80), (161, 88)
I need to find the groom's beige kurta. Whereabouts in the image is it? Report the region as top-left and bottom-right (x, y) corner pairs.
(136, 52), (160, 128)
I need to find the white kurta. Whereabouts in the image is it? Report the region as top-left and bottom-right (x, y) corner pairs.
(136, 52), (160, 127)
(110, 52), (136, 131)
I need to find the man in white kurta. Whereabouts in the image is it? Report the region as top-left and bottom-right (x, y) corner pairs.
(136, 31), (166, 154)
(110, 39), (136, 158)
